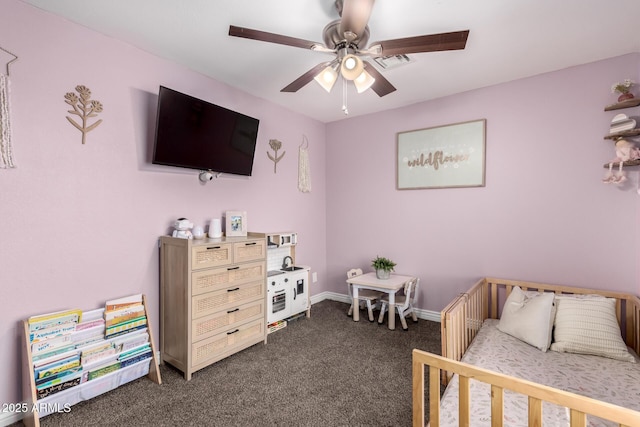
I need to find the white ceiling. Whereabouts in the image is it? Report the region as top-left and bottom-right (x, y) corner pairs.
(21, 0), (640, 123)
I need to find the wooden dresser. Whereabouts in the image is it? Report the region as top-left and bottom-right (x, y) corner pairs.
(159, 234), (267, 380)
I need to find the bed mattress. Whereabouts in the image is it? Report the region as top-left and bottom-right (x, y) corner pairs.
(438, 319), (640, 426)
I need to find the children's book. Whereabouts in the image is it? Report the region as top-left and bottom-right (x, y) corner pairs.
(105, 294), (143, 312)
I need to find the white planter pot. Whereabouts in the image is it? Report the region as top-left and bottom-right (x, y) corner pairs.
(376, 269), (390, 280)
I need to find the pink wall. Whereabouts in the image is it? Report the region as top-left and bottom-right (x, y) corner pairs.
(1, 1), (327, 407)
(326, 53), (640, 312)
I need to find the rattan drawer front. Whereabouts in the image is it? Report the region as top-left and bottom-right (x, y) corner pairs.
(233, 240), (266, 264)
(192, 280), (264, 319)
(191, 244), (232, 270)
(192, 300), (264, 343)
(192, 318), (264, 367)
(191, 261), (265, 296)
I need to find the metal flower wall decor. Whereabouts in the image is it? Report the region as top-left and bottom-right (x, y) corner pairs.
(64, 85), (103, 144)
(267, 139), (285, 173)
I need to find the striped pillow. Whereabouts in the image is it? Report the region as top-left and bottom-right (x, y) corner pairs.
(550, 295), (635, 363)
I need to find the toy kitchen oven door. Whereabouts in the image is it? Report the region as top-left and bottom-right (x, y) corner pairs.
(266, 269), (309, 324)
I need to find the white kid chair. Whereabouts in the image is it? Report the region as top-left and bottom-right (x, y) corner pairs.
(346, 268), (383, 322)
(378, 277), (419, 330)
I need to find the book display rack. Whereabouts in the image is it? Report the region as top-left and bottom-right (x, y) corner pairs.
(21, 294), (161, 427)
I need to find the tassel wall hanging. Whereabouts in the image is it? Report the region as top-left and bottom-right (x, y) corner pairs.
(298, 135), (311, 193)
(0, 46), (18, 168)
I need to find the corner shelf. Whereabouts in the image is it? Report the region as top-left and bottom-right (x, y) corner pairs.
(603, 129), (640, 140)
(604, 98), (640, 111)
(603, 159), (640, 168)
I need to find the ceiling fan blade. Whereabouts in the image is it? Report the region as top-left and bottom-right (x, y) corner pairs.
(363, 61), (396, 97)
(339, 0), (375, 42)
(372, 30), (469, 56)
(281, 61), (334, 93)
(229, 25), (322, 50)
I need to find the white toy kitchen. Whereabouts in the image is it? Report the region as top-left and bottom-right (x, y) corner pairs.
(265, 232), (311, 326)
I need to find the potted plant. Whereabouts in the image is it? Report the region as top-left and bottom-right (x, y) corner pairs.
(611, 79), (635, 102)
(371, 256), (396, 280)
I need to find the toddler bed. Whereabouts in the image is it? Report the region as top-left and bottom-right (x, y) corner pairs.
(412, 277), (640, 427)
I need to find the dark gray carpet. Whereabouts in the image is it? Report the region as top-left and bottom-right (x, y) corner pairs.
(17, 300), (441, 427)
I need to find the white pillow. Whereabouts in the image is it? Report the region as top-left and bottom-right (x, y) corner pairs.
(497, 286), (556, 352)
(550, 295), (636, 363)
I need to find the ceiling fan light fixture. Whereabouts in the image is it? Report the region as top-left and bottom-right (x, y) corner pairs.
(340, 54), (364, 80)
(314, 64), (338, 92)
(353, 70), (375, 93)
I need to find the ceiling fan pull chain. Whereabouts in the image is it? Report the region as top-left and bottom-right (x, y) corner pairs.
(342, 77), (349, 115)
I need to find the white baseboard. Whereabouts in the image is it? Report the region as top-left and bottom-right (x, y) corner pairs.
(0, 410), (22, 427)
(310, 291), (441, 323)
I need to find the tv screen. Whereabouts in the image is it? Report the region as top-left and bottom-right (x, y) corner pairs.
(152, 86), (259, 176)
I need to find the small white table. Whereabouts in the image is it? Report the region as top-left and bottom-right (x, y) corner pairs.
(346, 272), (415, 330)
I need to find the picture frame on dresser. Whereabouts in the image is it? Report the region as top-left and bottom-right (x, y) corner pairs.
(225, 210), (247, 237)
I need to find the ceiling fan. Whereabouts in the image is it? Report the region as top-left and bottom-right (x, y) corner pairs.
(228, 0), (469, 98)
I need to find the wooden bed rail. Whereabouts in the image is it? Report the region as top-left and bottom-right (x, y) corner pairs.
(440, 278), (640, 385)
(412, 349), (640, 427)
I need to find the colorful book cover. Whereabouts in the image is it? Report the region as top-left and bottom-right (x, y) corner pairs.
(30, 321), (77, 343)
(28, 309), (82, 332)
(31, 334), (73, 355)
(82, 347), (117, 365)
(104, 324), (147, 339)
(36, 375), (81, 399)
(33, 348), (79, 368)
(116, 332), (149, 352)
(105, 294), (142, 312)
(87, 360), (121, 381)
(105, 305), (145, 327)
(70, 324), (105, 344)
(75, 318), (105, 331)
(31, 344), (77, 363)
(119, 351), (152, 368)
(34, 366), (81, 387)
(105, 316), (147, 338)
(35, 355), (81, 380)
(118, 343), (150, 361)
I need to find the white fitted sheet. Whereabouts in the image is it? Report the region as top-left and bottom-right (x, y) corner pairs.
(438, 319), (640, 427)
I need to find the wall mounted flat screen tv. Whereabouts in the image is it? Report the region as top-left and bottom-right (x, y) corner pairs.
(152, 86), (260, 176)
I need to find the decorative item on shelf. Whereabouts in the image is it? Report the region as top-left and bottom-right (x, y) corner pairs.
(371, 256), (396, 280)
(602, 138), (640, 184)
(611, 78), (635, 103)
(64, 85), (103, 145)
(267, 139), (285, 173)
(609, 113), (636, 134)
(172, 218), (193, 239)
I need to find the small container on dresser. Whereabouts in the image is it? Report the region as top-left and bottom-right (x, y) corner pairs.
(159, 234), (267, 380)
